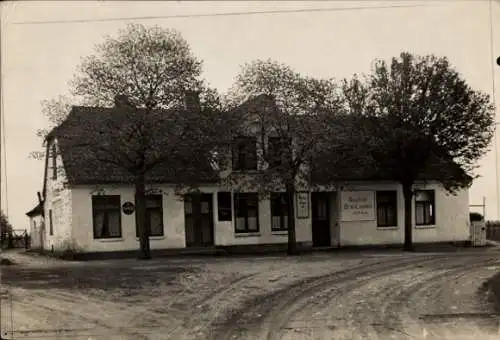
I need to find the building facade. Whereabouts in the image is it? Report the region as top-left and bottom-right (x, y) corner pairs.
(39, 181), (470, 254)
(31, 94), (472, 255)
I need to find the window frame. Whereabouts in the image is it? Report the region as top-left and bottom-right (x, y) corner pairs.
(376, 191), (398, 227)
(267, 136), (293, 168)
(49, 209), (53, 236)
(217, 192), (233, 222)
(415, 190), (436, 226)
(270, 192), (290, 232)
(267, 136), (287, 168)
(135, 195), (164, 238)
(92, 195), (122, 239)
(51, 144), (57, 180)
(232, 136), (258, 171)
(233, 193), (260, 233)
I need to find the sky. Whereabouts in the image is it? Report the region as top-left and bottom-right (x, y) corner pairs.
(1, 0), (499, 230)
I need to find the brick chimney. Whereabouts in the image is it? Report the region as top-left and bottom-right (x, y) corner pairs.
(184, 91), (201, 112)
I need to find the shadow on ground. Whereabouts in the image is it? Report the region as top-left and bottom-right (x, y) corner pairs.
(1, 264), (199, 295)
(482, 271), (500, 313)
(0, 258), (15, 266)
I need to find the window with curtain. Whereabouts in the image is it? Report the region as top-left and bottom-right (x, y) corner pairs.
(234, 193), (259, 233)
(270, 193), (289, 231)
(376, 191), (398, 227)
(92, 195), (122, 239)
(136, 195), (164, 237)
(415, 190), (435, 226)
(217, 192), (232, 221)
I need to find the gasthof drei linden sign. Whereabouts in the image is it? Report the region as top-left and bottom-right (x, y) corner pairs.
(340, 191), (376, 222)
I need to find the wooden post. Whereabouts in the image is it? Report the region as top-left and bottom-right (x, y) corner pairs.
(24, 229), (29, 250)
(483, 196), (486, 220)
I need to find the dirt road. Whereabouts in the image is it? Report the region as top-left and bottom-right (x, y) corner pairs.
(0, 251), (368, 340)
(210, 252), (500, 340)
(1, 250), (500, 339)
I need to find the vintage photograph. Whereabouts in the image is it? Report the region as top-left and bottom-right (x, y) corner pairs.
(1, 0), (500, 339)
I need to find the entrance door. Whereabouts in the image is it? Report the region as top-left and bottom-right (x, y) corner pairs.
(312, 192), (331, 247)
(184, 194), (214, 247)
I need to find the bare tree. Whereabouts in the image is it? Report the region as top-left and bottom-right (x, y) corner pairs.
(70, 23), (205, 109)
(225, 59), (350, 254)
(46, 23), (223, 259)
(341, 52), (495, 251)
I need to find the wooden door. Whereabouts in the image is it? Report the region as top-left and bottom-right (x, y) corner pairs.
(312, 192), (331, 247)
(184, 194), (214, 247)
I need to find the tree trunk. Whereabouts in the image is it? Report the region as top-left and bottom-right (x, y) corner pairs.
(286, 181), (298, 255)
(402, 183), (414, 251)
(135, 173), (151, 259)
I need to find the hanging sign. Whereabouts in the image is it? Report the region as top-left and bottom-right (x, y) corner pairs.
(122, 201), (135, 215)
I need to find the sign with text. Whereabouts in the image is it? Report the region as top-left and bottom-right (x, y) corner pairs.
(295, 192), (310, 219)
(340, 191), (375, 222)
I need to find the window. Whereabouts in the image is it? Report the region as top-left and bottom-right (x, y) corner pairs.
(232, 137), (258, 170)
(270, 193), (290, 231)
(184, 196), (193, 215)
(415, 190), (435, 226)
(136, 195), (164, 237)
(52, 144), (57, 180)
(376, 191), (398, 227)
(234, 193), (259, 233)
(268, 137), (283, 167)
(217, 192), (232, 221)
(49, 209), (53, 236)
(315, 196), (328, 221)
(268, 137), (292, 168)
(92, 195), (122, 239)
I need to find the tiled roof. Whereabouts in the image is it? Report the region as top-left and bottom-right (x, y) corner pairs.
(235, 95), (471, 185)
(48, 105), (219, 185)
(310, 152), (471, 184)
(47, 95), (471, 188)
(309, 116), (472, 185)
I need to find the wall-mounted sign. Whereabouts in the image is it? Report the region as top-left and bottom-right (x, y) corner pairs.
(296, 192), (310, 219)
(122, 201), (135, 215)
(340, 191), (375, 222)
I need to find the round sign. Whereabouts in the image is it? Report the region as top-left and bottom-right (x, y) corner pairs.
(122, 201), (135, 215)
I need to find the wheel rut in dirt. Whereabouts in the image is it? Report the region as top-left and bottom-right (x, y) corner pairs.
(210, 253), (500, 340)
(351, 256), (500, 339)
(166, 272), (259, 339)
(209, 254), (451, 340)
(262, 255), (460, 340)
